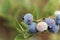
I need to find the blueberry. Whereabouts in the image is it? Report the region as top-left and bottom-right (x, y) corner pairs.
(28, 22), (38, 34)
(44, 18), (55, 28)
(48, 25), (59, 33)
(36, 22), (48, 32)
(55, 15), (60, 25)
(23, 13), (33, 25)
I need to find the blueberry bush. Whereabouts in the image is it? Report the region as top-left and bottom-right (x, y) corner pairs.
(0, 0), (60, 40)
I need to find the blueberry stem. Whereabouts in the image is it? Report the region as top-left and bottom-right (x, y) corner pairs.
(33, 17), (45, 23)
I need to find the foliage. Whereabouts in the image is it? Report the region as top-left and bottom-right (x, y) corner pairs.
(0, 0), (60, 40)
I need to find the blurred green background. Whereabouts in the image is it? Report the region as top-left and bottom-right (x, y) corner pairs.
(0, 0), (60, 40)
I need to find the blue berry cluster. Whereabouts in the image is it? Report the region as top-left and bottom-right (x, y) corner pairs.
(23, 13), (38, 34)
(45, 18), (59, 33)
(23, 13), (60, 34)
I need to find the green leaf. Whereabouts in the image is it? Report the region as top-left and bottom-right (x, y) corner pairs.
(16, 19), (24, 31)
(20, 22), (28, 30)
(14, 32), (33, 40)
(14, 34), (25, 40)
(16, 27), (23, 34)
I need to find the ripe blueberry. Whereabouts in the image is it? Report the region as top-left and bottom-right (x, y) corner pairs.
(55, 15), (60, 25)
(48, 25), (59, 33)
(36, 22), (48, 32)
(28, 22), (38, 34)
(44, 18), (55, 28)
(23, 13), (33, 25)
